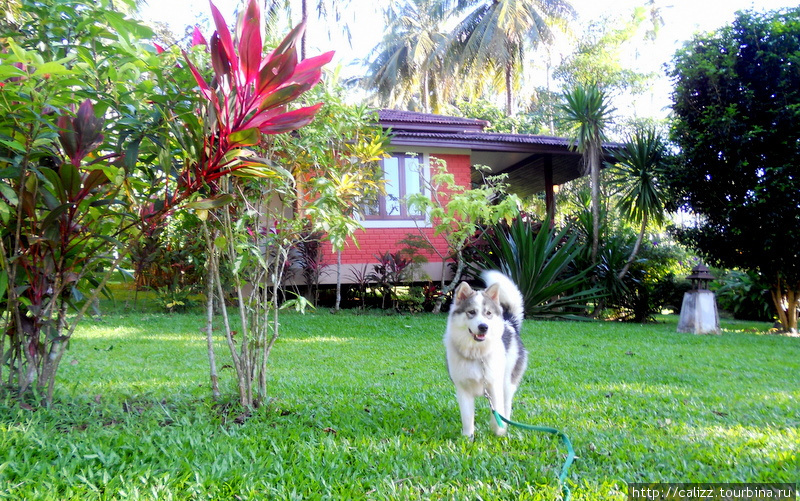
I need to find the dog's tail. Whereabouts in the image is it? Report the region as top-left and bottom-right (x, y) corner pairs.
(481, 270), (525, 331)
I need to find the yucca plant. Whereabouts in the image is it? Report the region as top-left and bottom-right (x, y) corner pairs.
(558, 84), (614, 265)
(607, 127), (668, 280)
(471, 216), (602, 320)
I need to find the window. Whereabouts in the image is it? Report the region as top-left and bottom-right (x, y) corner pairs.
(364, 153), (425, 221)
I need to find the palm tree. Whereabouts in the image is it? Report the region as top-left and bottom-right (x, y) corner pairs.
(608, 127), (667, 280)
(451, 0), (575, 115)
(263, 0), (356, 59)
(559, 83), (614, 265)
(360, 0), (453, 113)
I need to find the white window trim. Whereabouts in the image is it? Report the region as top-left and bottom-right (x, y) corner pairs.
(360, 152), (433, 229)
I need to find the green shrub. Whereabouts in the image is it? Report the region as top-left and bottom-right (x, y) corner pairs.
(469, 216), (602, 319)
(713, 269), (774, 322)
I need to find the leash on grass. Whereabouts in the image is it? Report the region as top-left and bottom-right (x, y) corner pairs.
(485, 392), (576, 501)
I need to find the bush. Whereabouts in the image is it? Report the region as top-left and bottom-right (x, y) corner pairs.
(713, 269), (774, 322)
(130, 211), (208, 293)
(468, 216), (602, 319)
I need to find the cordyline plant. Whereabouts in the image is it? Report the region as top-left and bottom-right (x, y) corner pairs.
(0, 0), (176, 405)
(174, 0), (333, 408)
(160, 0), (333, 217)
(0, 0), (330, 406)
(0, 97), (130, 404)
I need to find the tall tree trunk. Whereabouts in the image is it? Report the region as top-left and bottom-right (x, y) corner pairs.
(590, 144), (601, 265)
(505, 63), (513, 116)
(300, 0), (308, 60)
(202, 224), (220, 400)
(545, 50), (555, 134)
(422, 69), (430, 113)
(787, 288), (798, 333)
(335, 249), (342, 311)
(771, 275), (799, 333)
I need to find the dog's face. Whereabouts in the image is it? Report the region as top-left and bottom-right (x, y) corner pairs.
(450, 282), (504, 342)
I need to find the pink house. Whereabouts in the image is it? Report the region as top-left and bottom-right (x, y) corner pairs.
(319, 109), (586, 284)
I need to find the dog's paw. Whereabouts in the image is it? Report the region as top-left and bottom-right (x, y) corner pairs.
(493, 426), (508, 437)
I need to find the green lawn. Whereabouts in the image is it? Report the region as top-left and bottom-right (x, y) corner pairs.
(0, 309), (797, 500)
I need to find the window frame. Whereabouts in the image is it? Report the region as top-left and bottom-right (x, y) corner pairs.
(363, 152), (429, 225)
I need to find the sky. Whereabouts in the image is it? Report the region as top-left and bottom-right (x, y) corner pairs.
(138, 0), (797, 119)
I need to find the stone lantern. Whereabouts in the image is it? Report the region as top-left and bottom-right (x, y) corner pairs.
(677, 264), (720, 334)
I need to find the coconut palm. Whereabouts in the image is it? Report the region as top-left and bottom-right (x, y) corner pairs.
(451, 0), (575, 115)
(264, 0), (357, 59)
(360, 0), (453, 113)
(608, 127), (667, 280)
(558, 83), (614, 264)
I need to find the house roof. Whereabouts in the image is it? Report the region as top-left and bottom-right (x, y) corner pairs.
(377, 109), (488, 133)
(376, 109), (601, 198)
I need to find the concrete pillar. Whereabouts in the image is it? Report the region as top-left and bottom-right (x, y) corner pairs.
(677, 289), (721, 335)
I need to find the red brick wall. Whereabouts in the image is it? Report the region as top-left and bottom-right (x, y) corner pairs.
(322, 152), (472, 272)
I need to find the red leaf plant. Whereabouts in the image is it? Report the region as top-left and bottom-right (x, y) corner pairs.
(171, 0), (333, 210)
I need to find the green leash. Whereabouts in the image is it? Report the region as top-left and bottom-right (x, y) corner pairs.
(491, 408), (576, 501)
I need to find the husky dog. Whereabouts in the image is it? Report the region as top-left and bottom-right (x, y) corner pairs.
(444, 270), (527, 437)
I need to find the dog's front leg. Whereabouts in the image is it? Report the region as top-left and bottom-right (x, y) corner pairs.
(487, 384), (507, 436)
(455, 388), (475, 437)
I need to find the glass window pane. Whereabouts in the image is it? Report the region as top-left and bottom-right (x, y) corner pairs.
(383, 157), (401, 216)
(404, 157), (422, 216)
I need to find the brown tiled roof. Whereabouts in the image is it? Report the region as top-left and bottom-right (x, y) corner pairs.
(374, 109), (616, 196)
(377, 109), (488, 133)
(376, 109), (576, 152)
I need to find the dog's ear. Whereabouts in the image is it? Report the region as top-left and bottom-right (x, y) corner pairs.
(454, 282), (474, 304)
(484, 283), (501, 304)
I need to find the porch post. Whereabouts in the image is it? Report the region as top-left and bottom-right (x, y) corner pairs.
(544, 154), (555, 228)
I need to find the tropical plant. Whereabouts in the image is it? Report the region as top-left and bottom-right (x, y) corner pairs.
(607, 127), (667, 280)
(291, 229), (330, 306)
(667, 7), (800, 332)
(0, 0), (162, 403)
(558, 83), (614, 264)
(451, 0), (576, 115)
(202, 179), (315, 407)
(182, 0), (334, 408)
(368, 251), (415, 309)
(469, 215), (601, 319)
(713, 270), (774, 322)
(174, 0), (333, 208)
(131, 211), (208, 296)
(0, 98), (131, 402)
(591, 231), (644, 320)
(0, 0), (331, 406)
(406, 160), (520, 313)
(554, 7), (659, 94)
(268, 76), (389, 311)
(360, 0), (452, 113)
(152, 283), (197, 313)
(345, 264), (373, 310)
